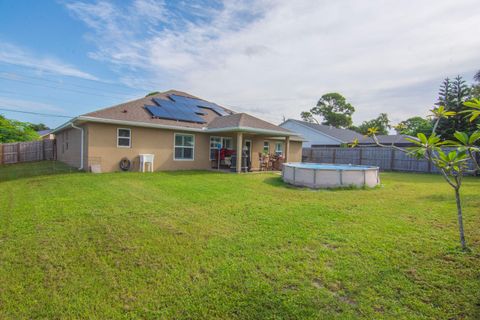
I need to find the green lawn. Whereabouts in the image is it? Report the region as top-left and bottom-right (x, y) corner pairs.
(0, 162), (479, 319)
(0, 160), (76, 182)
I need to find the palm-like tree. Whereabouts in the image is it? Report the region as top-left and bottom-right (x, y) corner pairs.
(475, 70), (480, 82)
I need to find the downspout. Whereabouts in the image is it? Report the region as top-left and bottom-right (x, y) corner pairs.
(70, 123), (84, 170)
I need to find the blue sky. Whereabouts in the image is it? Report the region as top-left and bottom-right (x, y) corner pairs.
(0, 0), (479, 129)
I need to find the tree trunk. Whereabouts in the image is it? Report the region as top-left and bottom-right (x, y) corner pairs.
(454, 187), (467, 250)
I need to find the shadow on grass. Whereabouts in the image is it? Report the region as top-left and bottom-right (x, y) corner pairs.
(262, 176), (376, 192)
(0, 161), (78, 183)
(420, 193), (480, 204)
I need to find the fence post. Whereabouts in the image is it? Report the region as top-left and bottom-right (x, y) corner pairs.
(390, 149), (395, 171)
(359, 148), (363, 165)
(332, 148), (336, 163)
(42, 140), (45, 161)
(53, 139), (57, 160)
(0, 144), (3, 165)
(16, 143), (20, 163)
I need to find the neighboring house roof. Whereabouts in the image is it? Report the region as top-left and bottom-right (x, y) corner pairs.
(37, 130), (52, 136)
(281, 119), (363, 143)
(53, 90), (298, 137)
(358, 134), (414, 145)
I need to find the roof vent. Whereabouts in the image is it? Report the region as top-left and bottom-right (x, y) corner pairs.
(122, 109), (128, 113)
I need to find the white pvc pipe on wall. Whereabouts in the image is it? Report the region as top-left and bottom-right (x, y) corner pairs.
(70, 123), (84, 170)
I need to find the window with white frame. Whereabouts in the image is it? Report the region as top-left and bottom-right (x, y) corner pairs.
(275, 142), (283, 155)
(210, 136), (222, 160)
(210, 136), (233, 160)
(117, 128), (131, 148)
(263, 141), (269, 154)
(222, 137), (233, 150)
(175, 133), (194, 160)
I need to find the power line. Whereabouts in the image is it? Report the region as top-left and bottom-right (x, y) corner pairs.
(0, 106), (75, 118)
(0, 71), (146, 96)
(0, 89), (89, 106)
(0, 61), (150, 92)
(0, 75), (138, 99)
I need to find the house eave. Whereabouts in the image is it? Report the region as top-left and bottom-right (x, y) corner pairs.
(52, 116), (297, 136)
(206, 126), (297, 136)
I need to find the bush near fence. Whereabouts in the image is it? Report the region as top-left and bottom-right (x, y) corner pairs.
(0, 140), (56, 165)
(302, 147), (478, 174)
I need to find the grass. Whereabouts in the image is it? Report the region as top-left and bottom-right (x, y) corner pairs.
(0, 161), (479, 319)
(0, 160), (76, 182)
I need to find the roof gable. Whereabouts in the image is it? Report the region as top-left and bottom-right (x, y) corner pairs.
(208, 113), (291, 133)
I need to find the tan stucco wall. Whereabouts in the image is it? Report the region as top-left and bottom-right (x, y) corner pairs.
(82, 122), (302, 173)
(56, 127), (86, 168)
(247, 136), (302, 171)
(86, 123), (213, 172)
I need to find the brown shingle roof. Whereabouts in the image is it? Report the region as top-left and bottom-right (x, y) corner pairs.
(208, 113), (291, 133)
(74, 90), (294, 135)
(82, 90), (234, 129)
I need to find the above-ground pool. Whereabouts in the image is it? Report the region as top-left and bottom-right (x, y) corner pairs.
(282, 163), (380, 188)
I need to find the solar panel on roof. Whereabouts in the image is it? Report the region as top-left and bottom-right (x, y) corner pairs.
(145, 105), (174, 120)
(149, 99), (206, 123)
(145, 94), (230, 123)
(146, 105), (206, 123)
(169, 94), (230, 116)
(167, 95), (207, 115)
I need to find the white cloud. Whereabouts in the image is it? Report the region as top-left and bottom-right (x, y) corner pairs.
(0, 42), (99, 81)
(65, 0), (480, 125)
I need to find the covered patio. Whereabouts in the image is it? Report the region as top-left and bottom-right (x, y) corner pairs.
(206, 113), (302, 173)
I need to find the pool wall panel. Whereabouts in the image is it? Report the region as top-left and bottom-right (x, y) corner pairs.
(282, 163), (379, 189)
(316, 170), (341, 187)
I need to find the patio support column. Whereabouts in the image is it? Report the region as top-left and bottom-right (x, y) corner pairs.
(236, 132), (243, 173)
(284, 136), (290, 163)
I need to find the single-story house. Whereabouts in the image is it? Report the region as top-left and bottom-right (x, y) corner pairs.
(279, 119), (363, 147)
(280, 119), (415, 148)
(37, 130), (54, 140)
(52, 90), (302, 173)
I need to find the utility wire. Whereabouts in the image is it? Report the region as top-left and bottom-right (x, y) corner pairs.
(0, 61), (149, 92)
(0, 71), (146, 96)
(0, 89), (89, 106)
(0, 75), (137, 99)
(0, 106), (75, 118)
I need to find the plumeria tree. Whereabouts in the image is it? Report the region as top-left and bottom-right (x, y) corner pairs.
(351, 99), (480, 250)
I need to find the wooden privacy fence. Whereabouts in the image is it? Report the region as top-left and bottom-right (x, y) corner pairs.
(0, 140), (56, 164)
(302, 147), (479, 174)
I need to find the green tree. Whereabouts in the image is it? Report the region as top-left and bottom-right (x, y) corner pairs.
(395, 116), (433, 136)
(145, 91), (160, 97)
(0, 115), (40, 143)
(351, 100), (480, 250)
(435, 76), (475, 139)
(301, 93), (355, 128)
(29, 123), (50, 131)
(472, 70), (480, 99)
(355, 113), (390, 135)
